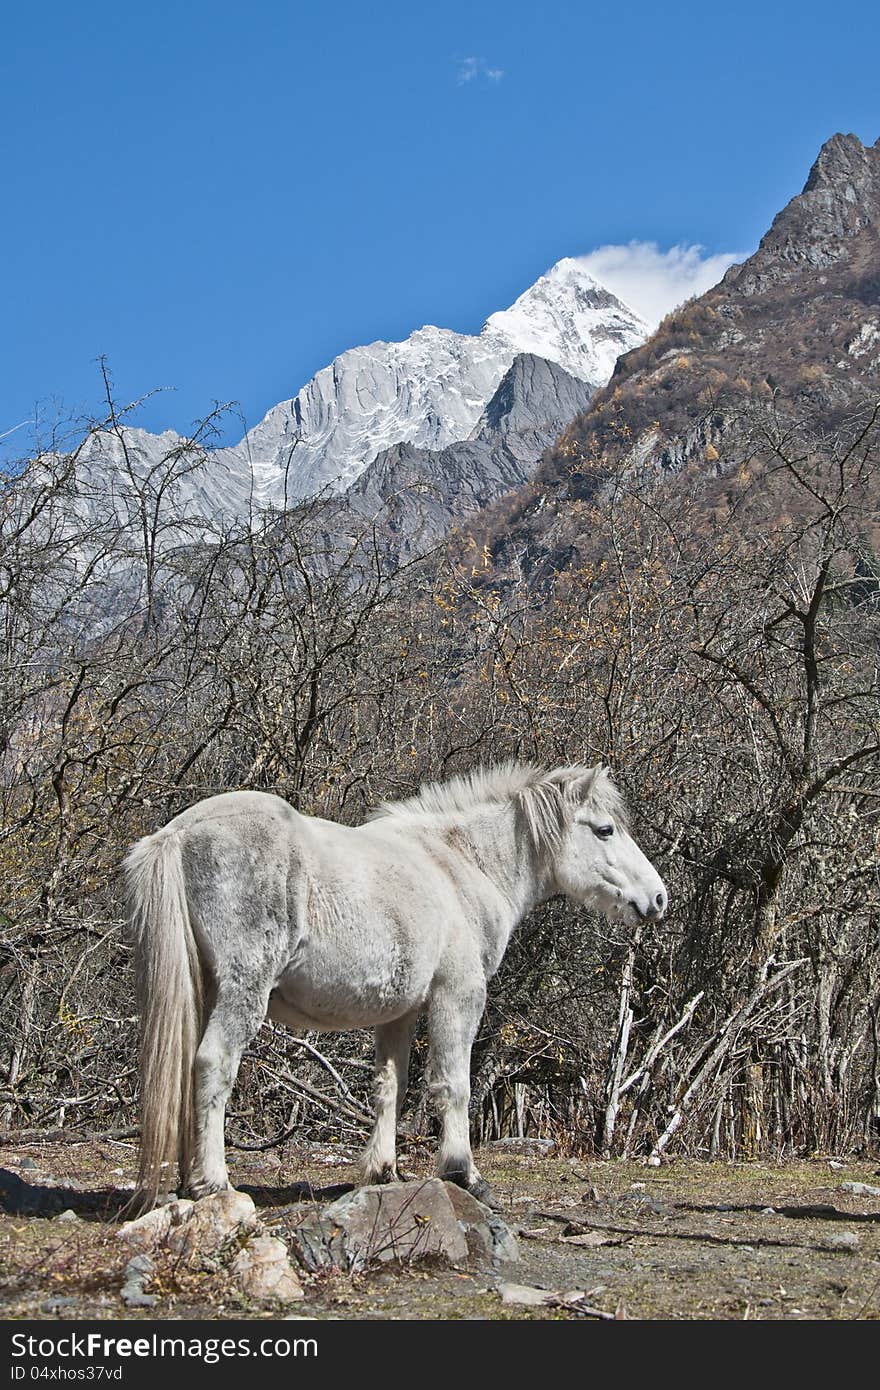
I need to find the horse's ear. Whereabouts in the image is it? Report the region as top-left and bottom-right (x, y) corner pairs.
(568, 766), (602, 804)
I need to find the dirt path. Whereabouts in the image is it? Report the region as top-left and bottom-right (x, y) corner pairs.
(1, 1142), (878, 1319)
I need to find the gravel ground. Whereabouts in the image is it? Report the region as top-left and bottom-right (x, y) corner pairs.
(1, 1141), (878, 1320)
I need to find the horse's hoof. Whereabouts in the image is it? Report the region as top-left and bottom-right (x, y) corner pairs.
(188, 1179), (230, 1200)
(366, 1165), (401, 1186)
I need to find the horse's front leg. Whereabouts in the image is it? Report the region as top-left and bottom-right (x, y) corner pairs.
(426, 980), (494, 1203)
(360, 1009), (419, 1184)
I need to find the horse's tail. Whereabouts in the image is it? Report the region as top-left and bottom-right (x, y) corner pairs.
(123, 829), (205, 1211)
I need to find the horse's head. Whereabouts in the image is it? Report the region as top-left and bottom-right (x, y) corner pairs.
(539, 766), (667, 926)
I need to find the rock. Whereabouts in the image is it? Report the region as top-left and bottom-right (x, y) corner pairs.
(117, 1191), (297, 1309)
(498, 1282), (554, 1307)
(119, 1190), (256, 1261)
(318, 1179), (467, 1267)
(445, 1184), (520, 1264)
(54, 1209), (79, 1223)
(231, 1235), (304, 1304)
(289, 1178), (518, 1272)
(121, 1254), (156, 1309)
(40, 1296), (82, 1313)
(838, 1181), (880, 1198)
(619, 1190), (669, 1216)
(826, 1231), (859, 1251)
(288, 1216), (344, 1273)
(484, 1138), (557, 1158)
(165, 1190), (257, 1259)
(484, 1215), (520, 1264)
(120, 1290), (156, 1309)
(19, 1157), (37, 1170)
(561, 1229), (616, 1248)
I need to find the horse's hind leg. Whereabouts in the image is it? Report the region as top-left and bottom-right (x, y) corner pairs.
(360, 1009), (419, 1185)
(426, 981), (492, 1201)
(190, 985), (269, 1197)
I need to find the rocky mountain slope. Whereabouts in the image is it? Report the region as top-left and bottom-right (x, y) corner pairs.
(315, 352), (595, 567)
(480, 133), (880, 579)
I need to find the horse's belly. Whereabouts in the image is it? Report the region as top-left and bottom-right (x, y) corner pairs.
(270, 932), (435, 1032)
(267, 990), (414, 1033)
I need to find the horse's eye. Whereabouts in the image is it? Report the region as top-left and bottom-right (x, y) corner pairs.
(592, 824), (614, 839)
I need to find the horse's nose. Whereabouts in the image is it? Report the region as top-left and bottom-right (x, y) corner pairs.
(631, 890), (668, 922)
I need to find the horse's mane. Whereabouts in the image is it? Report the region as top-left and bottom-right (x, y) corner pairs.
(369, 761), (629, 855)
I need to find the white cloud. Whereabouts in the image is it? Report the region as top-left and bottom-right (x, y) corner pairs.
(576, 241), (747, 329)
(456, 57), (504, 86)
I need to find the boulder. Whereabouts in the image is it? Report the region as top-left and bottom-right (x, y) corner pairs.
(118, 1190), (256, 1260)
(165, 1190), (257, 1258)
(498, 1282), (555, 1307)
(825, 1231), (859, 1251)
(289, 1178), (518, 1272)
(445, 1184), (520, 1263)
(121, 1254), (157, 1309)
(838, 1180), (880, 1198)
(118, 1191), (299, 1306)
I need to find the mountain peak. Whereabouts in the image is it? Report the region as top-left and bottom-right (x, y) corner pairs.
(483, 257), (647, 386)
(488, 255), (643, 320)
(758, 132), (880, 270)
(803, 132), (877, 194)
(532, 256), (605, 289)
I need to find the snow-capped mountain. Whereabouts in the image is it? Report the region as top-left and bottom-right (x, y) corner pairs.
(79, 259), (648, 521)
(484, 258), (645, 384)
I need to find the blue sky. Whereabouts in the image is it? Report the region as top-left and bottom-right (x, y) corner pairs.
(2, 0), (879, 451)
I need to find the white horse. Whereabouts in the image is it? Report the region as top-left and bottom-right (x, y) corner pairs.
(124, 762), (667, 1209)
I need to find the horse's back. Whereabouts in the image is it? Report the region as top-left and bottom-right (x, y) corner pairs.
(158, 791), (309, 885)
(164, 789), (301, 836)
